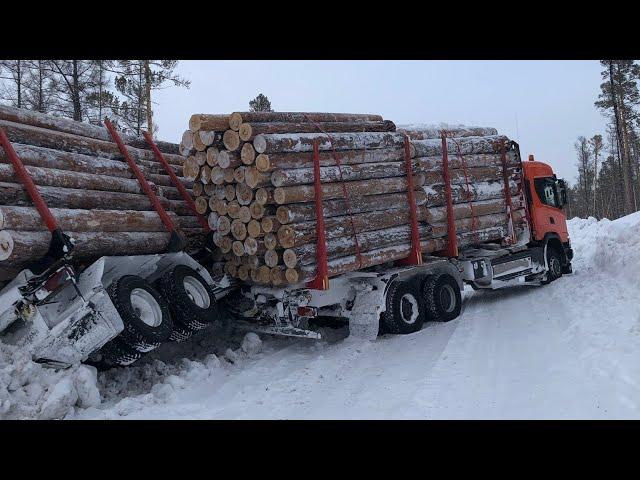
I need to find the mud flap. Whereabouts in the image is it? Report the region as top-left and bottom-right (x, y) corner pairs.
(347, 283), (385, 341)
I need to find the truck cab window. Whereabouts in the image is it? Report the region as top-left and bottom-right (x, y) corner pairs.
(534, 177), (559, 208)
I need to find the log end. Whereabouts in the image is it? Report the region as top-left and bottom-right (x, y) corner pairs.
(255, 154), (270, 172)
(223, 130), (240, 151)
(239, 123), (253, 142)
(0, 231), (14, 261)
(229, 112), (243, 131)
(253, 135), (267, 154)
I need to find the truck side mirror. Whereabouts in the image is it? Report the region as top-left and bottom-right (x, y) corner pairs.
(557, 179), (568, 207)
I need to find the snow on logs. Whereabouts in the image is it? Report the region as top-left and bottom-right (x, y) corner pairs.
(0, 108), (201, 279)
(184, 110), (527, 286)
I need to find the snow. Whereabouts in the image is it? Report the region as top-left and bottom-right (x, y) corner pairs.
(3, 213), (640, 419)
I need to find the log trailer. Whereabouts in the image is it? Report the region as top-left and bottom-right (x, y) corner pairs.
(0, 125), (573, 368)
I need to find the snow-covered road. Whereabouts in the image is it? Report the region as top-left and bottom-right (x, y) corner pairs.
(71, 213), (640, 420)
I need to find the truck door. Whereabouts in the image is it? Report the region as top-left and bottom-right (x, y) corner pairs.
(532, 176), (569, 242)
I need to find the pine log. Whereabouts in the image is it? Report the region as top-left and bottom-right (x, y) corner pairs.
(412, 135), (511, 157)
(253, 131), (407, 154)
(229, 112), (384, 130)
(0, 182), (192, 215)
(231, 219), (247, 241)
(254, 147), (411, 173)
(276, 191), (428, 224)
(397, 125), (498, 140)
(189, 114), (231, 132)
(206, 147), (219, 167)
(247, 219), (262, 238)
(273, 174), (426, 205)
(0, 206), (188, 232)
(223, 130), (241, 151)
(245, 167), (271, 188)
(236, 182), (253, 205)
(422, 180), (520, 206)
(264, 249), (279, 268)
(255, 187), (275, 205)
(1, 230), (173, 264)
(233, 166), (246, 184)
(240, 143), (256, 165)
(260, 216), (281, 234)
(277, 208), (432, 249)
(232, 241), (245, 257)
(0, 105), (179, 154)
(0, 231), (13, 261)
(217, 150), (242, 169)
(0, 119), (184, 165)
(237, 120), (396, 142)
(238, 206), (252, 224)
(217, 216), (231, 235)
(223, 168), (235, 183)
(224, 184), (236, 201)
(227, 200), (241, 219)
(0, 142), (184, 181)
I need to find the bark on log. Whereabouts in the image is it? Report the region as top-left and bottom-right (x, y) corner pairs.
(273, 175), (426, 205)
(0, 182), (192, 215)
(0, 206), (192, 232)
(0, 143), (184, 180)
(411, 135), (511, 157)
(397, 125), (498, 140)
(270, 161), (516, 188)
(2, 230), (173, 264)
(229, 112), (384, 130)
(254, 147), (412, 172)
(189, 114), (231, 132)
(253, 131), (407, 154)
(0, 105), (179, 154)
(276, 191), (428, 224)
(237, 120), (396, 141)
(0, 119), (184, 165)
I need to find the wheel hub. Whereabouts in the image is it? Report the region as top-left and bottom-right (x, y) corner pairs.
(399, 293), (419, 324)
(183, 276), (211, 309)
(130, 288), (163, 327)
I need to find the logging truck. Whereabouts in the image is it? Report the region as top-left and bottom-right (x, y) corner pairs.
(0, 129), (572, 367)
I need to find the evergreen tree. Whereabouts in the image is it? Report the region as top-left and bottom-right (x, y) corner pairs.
(249, 93), (273, 112)
(22, 60), (56, 113)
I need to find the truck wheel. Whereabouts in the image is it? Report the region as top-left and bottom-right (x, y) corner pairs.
(380, 279), (425, 334)
(422, 274), (462, 322)
(99, 338), (142, 366)
(107, 275), (173, 353)
(156, 265), (219, 341)
(542, 247), (563, 285)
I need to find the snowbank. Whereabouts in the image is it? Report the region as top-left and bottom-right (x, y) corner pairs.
(0, 343), (100, 419)
(567, 212), (640, 282)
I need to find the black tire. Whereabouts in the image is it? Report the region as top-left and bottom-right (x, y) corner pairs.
(422, 274), (462, 322)
(155, 265), (219, 340)
(541, 246), (563, 285)
(107, 275), (173, 353)
(99, 338), (142, 366)
(380, 279), (425, 334)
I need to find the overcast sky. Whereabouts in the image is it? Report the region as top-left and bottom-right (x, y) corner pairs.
(154, 60), (609, 183)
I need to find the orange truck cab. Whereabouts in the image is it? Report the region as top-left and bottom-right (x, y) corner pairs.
(521, 154), (573, 275)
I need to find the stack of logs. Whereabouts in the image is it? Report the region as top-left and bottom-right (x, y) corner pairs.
(181, 113), (528, 287)
(0, 105), (204, 285)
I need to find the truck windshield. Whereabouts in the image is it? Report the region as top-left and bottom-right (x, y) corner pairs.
(534, 177), (561, 208)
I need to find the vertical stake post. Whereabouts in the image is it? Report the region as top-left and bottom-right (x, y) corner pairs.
(306, 140), (329, 290)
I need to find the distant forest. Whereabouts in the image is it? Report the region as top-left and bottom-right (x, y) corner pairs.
(568, 60), (640, 220)
(0, 60), (190, 137)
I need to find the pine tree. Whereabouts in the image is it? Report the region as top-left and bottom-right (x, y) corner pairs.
(22, 60), (56, 114)
(595, 60), (640, 214)
(249, 93), (273, 112)
(47, 60), (97, 121)
(0, 60), (25, 108)
(112, 60), (189, 136)
(589, 134), (603, 216)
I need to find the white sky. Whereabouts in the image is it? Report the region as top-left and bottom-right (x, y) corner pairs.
(153, 60), (609, 184)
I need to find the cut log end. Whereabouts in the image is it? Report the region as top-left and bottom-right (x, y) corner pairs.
(229, 112), (243, 131)
(241, 143), (256, 165)
(255, 154), (270, 172)
(223, 130), (241, 151)
(0, 231), (14, 261)
(238, 123), (253, 142)
(285, 268), (299, 284)
(253, 135), (267, 154)
(264, 249), (279, 268)
(283, 249), (297, 269)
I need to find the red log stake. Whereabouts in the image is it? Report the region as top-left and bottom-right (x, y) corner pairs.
(396, 134), (422, 266)
(142, 130), (210, 231)
(306, 140), (329, 290)
(439, 132), (458, 258)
